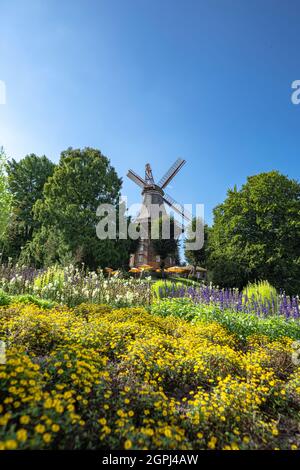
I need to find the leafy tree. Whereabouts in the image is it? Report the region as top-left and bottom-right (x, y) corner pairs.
(19, 226), (72, 268)
(0, 147), (12, 245)
(209, 171), (300, 294)
(151, 215), (179, 271)
(34, 147), (131, 269)
(184, 218), (209, 270)
(5, 154), (55, 259)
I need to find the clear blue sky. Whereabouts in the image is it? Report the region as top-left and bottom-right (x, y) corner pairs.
(0, 0), (299, 225)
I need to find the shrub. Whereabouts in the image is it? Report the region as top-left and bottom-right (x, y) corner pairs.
(14, 294), (57, 309)
(0, 290), (56, 309)
(0, 289), (11, 306)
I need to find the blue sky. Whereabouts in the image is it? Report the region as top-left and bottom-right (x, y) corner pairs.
(0, 0), (299, 225)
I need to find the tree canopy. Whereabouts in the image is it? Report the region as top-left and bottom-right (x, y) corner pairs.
(33, 147), (132, 269)
(4, 153), (55, 259)
(208, 171), (300, 294)
(184, 217), (209, 269)
(0, 147), (12, 244)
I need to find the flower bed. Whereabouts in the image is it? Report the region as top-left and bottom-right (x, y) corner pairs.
(0, 302), (300, 450)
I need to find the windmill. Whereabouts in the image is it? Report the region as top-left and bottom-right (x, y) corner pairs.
(127, 158), (191, 268)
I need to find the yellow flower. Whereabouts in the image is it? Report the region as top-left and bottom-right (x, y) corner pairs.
(124, 439), (132, 449)
(208, 436), (217, 449)
(20, 415), (30, 425)
(35, 424), (46, 434)
(51, 424), (60, 432)
(43, 433), (52, 443)
(16, 429), (28, 442)
(231, 442), (239, 450)
(5, 440), (17, 450)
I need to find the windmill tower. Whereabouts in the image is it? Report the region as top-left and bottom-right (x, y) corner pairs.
(127, 158), (191, 268)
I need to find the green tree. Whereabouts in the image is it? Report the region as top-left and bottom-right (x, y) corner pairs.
(184, 218), (209, 271)
(209, 171), (300, 294)
(0, 147), (12, 244)
(151, 215), (179, 271)
(5, 154), (55, 259)
(35, 147), (129, 269)
(19, 226), (72, 268)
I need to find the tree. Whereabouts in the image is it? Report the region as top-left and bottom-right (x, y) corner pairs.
(34, 147), (130, 269)
(0, 147), (12, 245)
(18, 226), (72, 268)
(184, 218), (209, 270)
(5, 154), (55, 259)
(151, 215), (179, 271)
(209, 171), (300, 294)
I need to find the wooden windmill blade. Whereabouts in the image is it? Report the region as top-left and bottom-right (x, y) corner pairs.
(158, 158), (186, 189)
(163, 193), (192, 221)
(127, 169), (147, 188)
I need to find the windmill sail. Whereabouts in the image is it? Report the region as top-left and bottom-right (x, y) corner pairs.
(163, 193), (192, 221)
(158, 158), (186, 189)
(127, 170), (147, 188)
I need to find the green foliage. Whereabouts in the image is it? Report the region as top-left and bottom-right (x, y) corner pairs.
(19, 226), (73, 268)
(4, 154), (55, 259)
(0, 288), (11, 306)
(208, 171), (300, 295)
(34, 147), (132, 269)
(13, 294), (57, 309)
(0, 147), (12, 242)
(184, 218), (209, 268)
(151, 298), (200, 321)
(0, 288), (56, 308)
